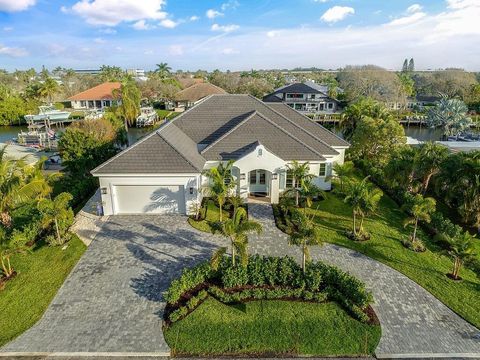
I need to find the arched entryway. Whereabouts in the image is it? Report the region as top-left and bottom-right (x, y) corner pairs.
(248, 169), (271, 200)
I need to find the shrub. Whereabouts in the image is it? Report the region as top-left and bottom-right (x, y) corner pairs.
(164, 262), (213, 305)
(401, 238), (426, 252)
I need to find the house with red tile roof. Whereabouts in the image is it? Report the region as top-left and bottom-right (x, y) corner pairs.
(68, 82), (121, 110)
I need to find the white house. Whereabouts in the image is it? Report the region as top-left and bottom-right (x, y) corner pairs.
(68, 82), (121, 110)
(91, 94), (349, 215)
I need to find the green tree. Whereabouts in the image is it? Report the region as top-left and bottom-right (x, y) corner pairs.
(211, 207), (262, 267)
(288, 209), (322, 273)
(298, 180), (325, 212)
(99, 65), (124, 82)
(384, 146), (418, 192)
(39, 77), (59, 103)
(37, 192), (74, 246)
(426, 96), (472, 137)
(202, 160), (236, 221)
(286, 161), (315, 207)
(402, 194), (436, 243)
(408, 58), (415, 72)
(329, 162), (354, 193)
(114, 78), (141, 143)
(416, 142), (449, 194)
(446, 232), (477, 280)
(402, 58), (409, 73)
(344, 177), (383, 237)
(398, 73), (416, 97)
(0, 229), (29, 278)
(155, 63), (172, 80)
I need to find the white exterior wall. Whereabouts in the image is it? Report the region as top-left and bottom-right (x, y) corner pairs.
(98, 174), (201, 216)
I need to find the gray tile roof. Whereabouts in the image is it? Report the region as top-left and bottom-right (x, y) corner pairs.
(92, 94), (348, 175)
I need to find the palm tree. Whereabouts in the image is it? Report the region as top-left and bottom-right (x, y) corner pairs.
(329, 162), (354, 193)
(39, 77), (59, 103)
(426, 96), (472, 138)
(155, 63), (172, 79)
(343, 177), (383, 237)
(211, 207), (262, 267)
(202, 160), (236, 222)
(298, 180), (325, 213)
(0, 147), (51, 228)
(402, 194), (436, 243)
(114, 78), (141, 145)
(446, 232), (476, 280)
(0, 230), (30, 278)
(416, 142), (449, 194)
(288, 210), (322, 273)
(384, 146), (418, 192)
(286, 161), (315, 207)
(37, 192), (74, 246)
(228, 195), (244, 216)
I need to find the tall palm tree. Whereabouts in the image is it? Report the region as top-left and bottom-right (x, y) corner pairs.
(113, 78), (141, 145)
(384, 146), (418, 192)
(37, 192), (74, 246)
(288, 209), (322, 273)
(286, 161), (315, 207)
(426, 96), (472, 138)
(211, 207), (262, 267)
(446, 232), (476, 280)
(155, 63), (172, 79)
(343, 177), (383, 236)
(39, 77), (59, 103)
(402, 194), (436, 243)
(416, 142), (449, 194)
(329, 162), (354, 193)
(202, 160), (236, 221)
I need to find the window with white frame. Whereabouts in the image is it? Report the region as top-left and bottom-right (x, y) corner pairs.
(286, 170), (294, 188)
(319, 163), (327, 177)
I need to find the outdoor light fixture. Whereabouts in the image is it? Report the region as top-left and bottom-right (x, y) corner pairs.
(240, 173), (246, 180)
(272, 173), (278, 180)
(189, 187), (194, 195)
(101, 187), (108, 195)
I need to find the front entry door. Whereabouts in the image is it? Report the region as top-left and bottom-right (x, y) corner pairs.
(249, 170), (268, 195)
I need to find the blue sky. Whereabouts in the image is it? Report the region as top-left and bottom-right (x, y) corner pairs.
(0, 0), (479, 71)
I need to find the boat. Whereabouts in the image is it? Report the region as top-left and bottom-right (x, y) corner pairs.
(136, 107), (159, 127)
(16, 123), (57, 149)
(24, 105), (71, 123)
(84, 108), (105, 120)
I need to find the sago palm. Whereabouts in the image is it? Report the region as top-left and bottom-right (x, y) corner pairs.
(211, 207), (262, 267)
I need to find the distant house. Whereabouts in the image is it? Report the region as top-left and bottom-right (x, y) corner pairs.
(388, 95), (440, 111)
(174, 82), (227, 111)
(68, 82), (121, 110)
(263, 81), (341, 115)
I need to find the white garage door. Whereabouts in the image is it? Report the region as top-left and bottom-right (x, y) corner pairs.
(113, 185), (186, 214)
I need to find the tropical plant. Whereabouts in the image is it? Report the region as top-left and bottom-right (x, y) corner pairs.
(286, 161), (315, 207)
(0, 147), (51, 228)
(446, 232), (477, 280)
(0, 229), (30, 278)
(288, 209), (322, 273)
(211, 207), (262, 267)
(298, 180), (325, 212)
(329, 162), (354, 193)
(416, 142), (449, 194)
(155, 63), (172, 79)
(113, 78), (141, 142)
(37, 192), (74, 246)
(343, 177), (383, 238)
(99, 65), (124, 82)
(38, 77), (59, 103)
(227, 195), (244, 215)
(202, 160), (236, 221)
(402, 194), (436, 243)
(426, 96), (472, 137)
(384, 146), (418, 192)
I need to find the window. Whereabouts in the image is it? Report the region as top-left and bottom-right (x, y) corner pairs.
(286, 170), (294, 188)
(250, 171), (256, 184)
(286, 93), (303, 99)
(328, 103), (334, 109)
(258, 148), (263, 156)
(319, 163), (326, 177)
(259, 171), (266, 184)
(224, 170), (232, 185)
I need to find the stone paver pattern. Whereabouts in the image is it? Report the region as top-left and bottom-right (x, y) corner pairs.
(1, 215), (227, 356)
(247, 203), (480, 358)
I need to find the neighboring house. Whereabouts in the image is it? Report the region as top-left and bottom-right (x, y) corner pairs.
(263, 81), (341, 115)
(388, 95), (440, 111)
(126, 68), (148, 81)
(92, 94), (349, 215)
(68, 82), (121, 110)
(174, 82), (227, 111)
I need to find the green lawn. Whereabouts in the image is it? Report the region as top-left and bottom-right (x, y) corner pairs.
(305, 192), (480, 328)
(188, 200), (230, 233)
(164, 297), (381, 356)
(156, 110), (180, 120)
(0, 235), (86, 347)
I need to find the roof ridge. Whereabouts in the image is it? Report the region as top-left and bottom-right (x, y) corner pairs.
(157, 123), (205, 171)
(248, 95), (339, 154)
(200, 110), (257, 154)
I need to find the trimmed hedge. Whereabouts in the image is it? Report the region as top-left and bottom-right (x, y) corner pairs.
(163, 255), (373, 325)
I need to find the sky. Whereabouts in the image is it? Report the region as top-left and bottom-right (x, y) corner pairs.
(0, 0), (479, 71)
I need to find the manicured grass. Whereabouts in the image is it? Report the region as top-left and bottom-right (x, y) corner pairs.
(0, 236), (86, 347)
(156, 110), (180, 120)
(188, 200), (230, 233)
(164, 297), (381, 356)
(305, 192), (480, 328)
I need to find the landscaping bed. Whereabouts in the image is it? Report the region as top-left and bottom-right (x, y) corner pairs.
(273, 192), (480, 329)
(188, 199), (239, 233)
(0, 235), (86, 347)
(162, 255), (380, 356)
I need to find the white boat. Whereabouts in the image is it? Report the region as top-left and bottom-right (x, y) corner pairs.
(24, 105), (71, 123)
(136, 107), (159, 127)
(85, 109), (105, 120)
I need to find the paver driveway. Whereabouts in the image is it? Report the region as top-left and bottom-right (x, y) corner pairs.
(1, 215), (226, 356)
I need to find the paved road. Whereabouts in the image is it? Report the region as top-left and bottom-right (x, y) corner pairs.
(2, 206), (480, 358)
(247, 203), (480, 359)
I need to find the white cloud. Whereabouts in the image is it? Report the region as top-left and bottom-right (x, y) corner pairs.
(0, 0), (35, 12)
(221, 48), (238, 55)
(3, 26), (13, 31)
(313, 0), (329, 2)
(388, 11), (426, 26)
(94, 37), (106, 43)
(0, 44), (28, 57)
(221, 0), (239, 11)
(160, 19), (178, 28)
(211, 23), (239, 32)
(407, 4), (423, 13)
(206, 9), (223, 19)
(267, 30), (279, 38)
(100, 28), (117, 34)
(144, 49), (154, 55)
(70, 0), (167, 26)
(132, 20), (152, 30)
(169, 45), (184, 55)
(190, 15), (199, 21)
(60, 5), (68, 13)
(320, 6), (355, 23)
(48, 43), (66, 56)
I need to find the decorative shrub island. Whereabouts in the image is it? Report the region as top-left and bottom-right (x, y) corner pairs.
(163, 255), (381, 356)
